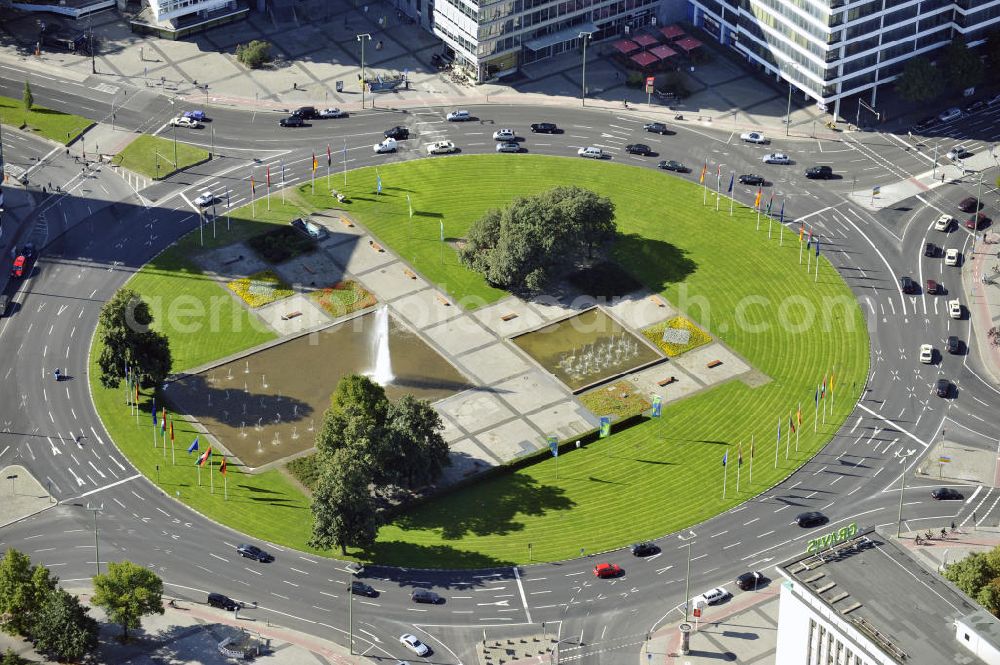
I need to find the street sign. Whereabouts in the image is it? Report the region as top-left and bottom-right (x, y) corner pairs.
(645, 76), (655, 94)
(939, 456), (952, 463)
(693, 607), (701, 618)
(872, 185), (880, 196)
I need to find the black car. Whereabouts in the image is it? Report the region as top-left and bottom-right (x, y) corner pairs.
(530, 122), (558, 133)
(625, 144), (652, 155)
(931, 487), (963, 500)
(946, 335), (961, 354)
(208, 592), (240, 611)
(924, 242), (937, 257)
(236, 544), (274, 562)
(292, 106), (319, 119)
(349, 581), (378, 597)
(279, 116), (304, 127)
(900, 276), (917, 294)
(630, 542), (659, 557)
(643, 122), (671, 135)
(385, 126), (409, 140)
(795, 511), (827, 528)
(805, 165), (833, 179)
(735, 571), (765, 591)
(959, 197), (980, 213)
(911, 116), (937, 133)
(964, 100), (986, 114)
(658, 160), (689, 172)
(411, 589), (442, 604)
(935, 378), (951, 398)
(738, 174), (765, 186)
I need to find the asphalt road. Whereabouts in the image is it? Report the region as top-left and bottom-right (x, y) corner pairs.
(1, 68), (999, 665)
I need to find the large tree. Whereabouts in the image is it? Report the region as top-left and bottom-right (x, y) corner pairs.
(548, 186), (616, 259)
(309, 450), (379, 554)
(941, 38), (983, 90)
(96, 288), (172, 389)
(985, 29), (1000, 71)
(384, 395), (449, 489)
(29, 588), (98, 663)
(91, 560), (164, 639)
(943, 551), (996, 597)
(0, 549), (56, 636)
(895, 57), (943, 102)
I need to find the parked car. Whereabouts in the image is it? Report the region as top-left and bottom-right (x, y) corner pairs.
(925, 279), (939, 294)
(384, 126), (409, 139)
(495, 141), (521, 153)
(643, 122), (672, 134)
(625, 144), (652, 155)
(805, 165), (833, 179)
(938, 107), (962, 123)
(658, 160), (689, 172)
(194, 190), (216, 207)
(762, 152), (791, 164)
(945, 249), (961, 266)
(935, 378), (951, 397)
(319, 107), (348, 118)
(236, 544), (274, 562)
(290, 217), (327, 240)
(696, 587), (730, 605)
(740, 131), (767, 144)
(492, 128), (516, 141)
(739, 174), (765, 186)
(795, 511), (827, 527)
(577, 146), (605, 159)
(919, 344), (934, 364)
(931, 487), (963, 500)
(446, 110), (471, 121)
(630, 542), (658, 557)
(349, 581), (377, 597)
(279, 115), (305, 127)
(427, 140), (457, 155)
(947, 146), (970, 160)
(169, 116), (199, 128)
(183, 110), (206, 122)
(292, 106), (319, 119)
(735, 572), (765, 591)
(934, 214), (953, 231)
(949, 299), (962, 319)
(593, 562), (623, 578)
(966, 213), (989, 230)
(400, 634), (430, 657)
(530, 122), (558, 133)
(207, 592), (240, 611)
(946, 335), (961, 354)
(899, 276), (917, 294)
(411, 589), (442, 604)
(373, 138), (398, 154)
(924, 242), (938, 257)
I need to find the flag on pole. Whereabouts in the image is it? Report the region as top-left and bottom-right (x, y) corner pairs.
(829, 373), (834, 396)
(407, 194), (413, 218)
(727, 172), (734, 193)
(797, 405), (802, 426)
(196, 446), (212, 466)
(754, 188), (762, 208)
(327, 144), (332, 167)
(699, 163), (707, 184)
(738, 445), (743, 466)
(815, 237), (820, 256)
(789, 414), (796, 434)
(151, 397), (157, 426)
(439, 220), (444, 242)
(161, 407), (167, 434)
(722, 450), (728, 466)
(750, 439), (755, 458)
(250, 174), (255, 195)
(187, 437), (200, 454)
(777, 418), (781, 444)
(226, 189), (231, 208)
(219, 456), (228, 475)
(377, 172), (383, 194)
(312, 153), (318, 172)
(799, 223), (804, 242)
(766, 194), (773, 216)
(266, 165), (271, 188)
(169, 419), (174, 442)
(599, 416), (611, 438)
(716, 164), (721, 189)
(779, 200), (785, 224)
(134, 383), (139, 405)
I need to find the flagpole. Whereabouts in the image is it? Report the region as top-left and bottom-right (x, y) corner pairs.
(799, 235), (804, 263)
(311, 165), (315, 195)
(814, 390), (819, 432)
(722, 454), (728, 499)
(343, 140), (348, 186)
(224, 468), (228, 501)
(251, 181), (256, 218)
(749, 434), (754, 485)
(171, 435), (175, 465)
(226, 190), (231, 231)
(796, 403), (801, 451)
(756, 206), (761, 230)
(815, 247), (820, 282)
(736, 443), (741, 493)
(807, 244), (812, 272)
(768, 215), (772, 239)
(210, 454), (214, 494)
(281, 163), (285, 204)
(780, 221), (784, 246)
(785, 412), (790, 459)
(729, 191), (734, 216)
(152, 421), (156, 448)
(197, 462), (201, 486)
(774, 418), (780, 469)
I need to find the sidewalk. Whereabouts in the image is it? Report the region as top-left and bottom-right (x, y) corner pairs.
(0, 464), (55, 529)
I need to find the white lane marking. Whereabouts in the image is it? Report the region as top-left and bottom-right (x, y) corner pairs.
(513, 566), (533, 624)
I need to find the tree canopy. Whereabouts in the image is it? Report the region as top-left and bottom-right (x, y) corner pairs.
(29, 588), (98, 663)
(96, 288), (172, 389)
(895, 57), (943, 102)
(0, 548), (56, 636)
(91, 560), (164, 638)
(941, 38), (982, 90)
(309, 450), (379, 554)
(459, 186), (617, 291)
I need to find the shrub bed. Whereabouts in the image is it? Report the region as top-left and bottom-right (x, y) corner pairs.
(642, 315), (712, 357)
(247, 226), (315, 263)
(579, 381), (652, 420)
(227, 270), (293, 308)
(310, 281), (377, 317)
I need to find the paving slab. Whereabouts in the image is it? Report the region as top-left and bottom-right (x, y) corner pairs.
(271, 249), (348, 290)
(391, 288), (464, 329)
(604, 291), (676, 330)
(526, 400), (601, 440)
(423, 315), (497, 356)
(0, 465), (54, 528)
(672, 342), (751, 385)
(438, 412), (467, 443)
(441, 437), (502, 483)
(490, 370), (569, 414)
(255, 293), (331, 335)
(623, 362), (705, 405)
(362, 264), (429, 302)
(457, 342), (532, 385)
(474, 418), (546, 462)
(309, 211), (368, 243)
(526, 295), (593, 321)
(325, 235), (399, 274)
(437, 390), (516, 433)
(193, 241), (270, 280)
(472, 297), (548, 337)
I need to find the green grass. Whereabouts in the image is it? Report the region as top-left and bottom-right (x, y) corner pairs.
(92, 155), (868, 568)
(0, 95), (92, 144)
(579, 382), (652, 421)
(114, 134), (210, 180)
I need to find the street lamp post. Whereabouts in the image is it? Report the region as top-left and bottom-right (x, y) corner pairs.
(578, 31), (593, 107)
(357, 34), (372, 110)
(172, 123), (178, 170)
(74, 503), (103, 575)
(682, 541), (692, 622)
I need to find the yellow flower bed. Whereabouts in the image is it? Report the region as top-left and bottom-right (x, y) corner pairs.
(310, 281), (377, 317)
(227, 270), (293, 308)
(579, 381), (653, 421)
(642, 315), (712, 357)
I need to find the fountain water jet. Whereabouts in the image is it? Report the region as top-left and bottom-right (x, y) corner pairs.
(368, 305), (395, 386)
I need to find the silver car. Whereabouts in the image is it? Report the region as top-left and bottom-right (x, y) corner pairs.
(496, 142), (520, 153)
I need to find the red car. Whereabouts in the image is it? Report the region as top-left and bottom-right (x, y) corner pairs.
(593, 563), (622, 578)
(10, 255), (25, 278)
(965, 213), (989, 230)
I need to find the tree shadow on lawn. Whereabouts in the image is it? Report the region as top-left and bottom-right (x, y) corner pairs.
(390, 473), (575, 541)
(613, 234), (698, 291)
(363, 540), (513, 568)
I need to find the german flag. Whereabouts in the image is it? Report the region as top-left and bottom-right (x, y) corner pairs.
(219, 456), (228, 475)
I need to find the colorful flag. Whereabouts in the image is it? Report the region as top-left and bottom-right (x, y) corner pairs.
(651, 395), (662, 418)
(829, 373), (835, 396)
(219, 456), (228, 475)
(797, 405), (802, 425)
(779, 200), (785, 224)
(815, 237), (820, 257)
(161, 407), (167, 433)
(754, 188), (762, 208)
(821, 376), (827, 399)
(766, 194), (773, 216)
(799, 223), (804, 242)
(169, 420), (174, 441)
(266, 165), (270, 187)
(377, 173), (382, 194)
(151, 397), (157, 426)
(326, 144), (332, 167)
(250, 175), (255, 195)
(722, 450), (728, 466)
(134, 383), (139, 404)
(196, 446), (212, 467)
(738, 445), (743, 466)
(699, 163), (707, 184)
(187, 437), (199, 454)
(548, 435), (558, 457)
(727, 173), (734, 193)
(312, 153), (318, 171)
(789, 415), (796, 434)
(777, 418), (781, 442)
(814, 387), (819, 405)
(599, 416), (611, 438)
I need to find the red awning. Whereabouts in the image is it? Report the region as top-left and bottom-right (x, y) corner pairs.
(633, 33), (659, 48)
(650, 44), (678, 60)
(675, 36), (703, 53)
(630, 51), (660, 68)
(612, 39), (640, 54)
(659, 25), (685, 41)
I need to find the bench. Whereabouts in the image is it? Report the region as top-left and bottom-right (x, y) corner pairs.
(280, 311), (302, 321)
(500, 312), (518, 322)
(707, 359), (723, 368)
(435, 293), (451, 306)
(340, 217), (354, 228)
(656, 376), (677, 387)
(404, 268), (417, 280)
(649, 295), (666, 307)
(222, 255), (244, 266)
(303, 263), (316, 274)
(369, 240), (384, 252)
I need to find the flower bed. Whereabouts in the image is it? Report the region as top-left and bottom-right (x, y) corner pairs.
(227, 270), (293, 308)
(309, 281), (377, 317)
(642, 315), (712, 357)
(579, 381), (652, 421)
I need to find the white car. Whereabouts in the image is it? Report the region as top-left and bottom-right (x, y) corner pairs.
(946, 145), (968, 160)
(919, 344), (934, 364)
(373, 138), (398, 154)
(427, 140), (457, 155)
(193, 190), (215, 207)
(400, 634), (430, 657)
(446, 110), (471, 121)
(577, 146), (605, 159)
(938, 107), (962, 123)
(320, 107), (348, 118)
(949, 299), (962, 319)
(934, 214), (953, 231)
(496, 142), (521, 153)
(740, 131), (767, 144)
(493, 128), (516, 141)
(696, 587), (730, 606)
(944, 248), (960, 266)
(762, 152), (790, 164)
(169, 116), (199, 128)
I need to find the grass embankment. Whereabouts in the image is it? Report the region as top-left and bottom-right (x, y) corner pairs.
(0, 95), (92, 143)
(114, 134), (210, 180)
(92, 155), (868, 567)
